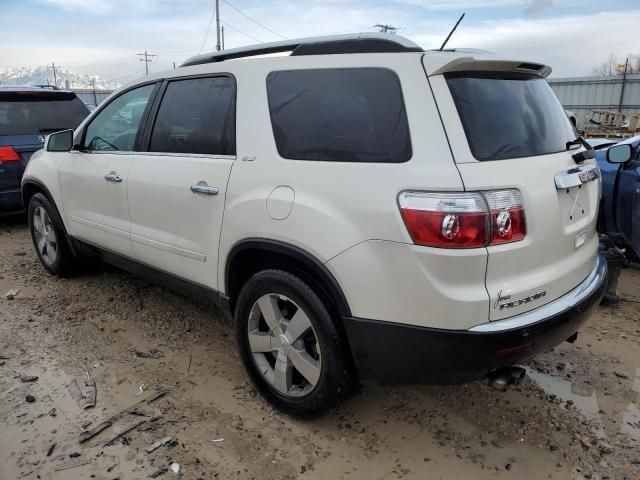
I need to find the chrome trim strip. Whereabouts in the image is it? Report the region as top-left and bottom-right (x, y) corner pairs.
(131, 234), (206, 262)
(71, 216), (129, 239)
(554, 164), (599, 189)
(469, 255), (606, 333)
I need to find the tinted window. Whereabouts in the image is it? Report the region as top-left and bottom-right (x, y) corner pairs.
(446, 73), (575, 161)
(0, 91), (88, 135)
(267, 68), (411, 163)
(84, 84), (155, 151)
(149, 76), (235, 155)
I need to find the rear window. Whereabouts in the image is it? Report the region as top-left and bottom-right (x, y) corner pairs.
(266, 68), (411, 163)
(446, 73), (575, 161)
(0, 91), (89, 135)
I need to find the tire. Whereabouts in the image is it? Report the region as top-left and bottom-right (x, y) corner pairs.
(235, 269), (348, 417)
(28, 193), (76, 277)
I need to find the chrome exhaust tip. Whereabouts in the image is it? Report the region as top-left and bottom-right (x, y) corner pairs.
(488, 366), (526, 391)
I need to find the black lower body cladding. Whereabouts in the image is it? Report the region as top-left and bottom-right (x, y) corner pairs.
(343, 255), (607, 385)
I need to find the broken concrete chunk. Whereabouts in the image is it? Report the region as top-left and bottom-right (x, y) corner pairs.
(148, 467), (168, 478)
(5, 288), (19, 300)
(145, 436), (172, 453)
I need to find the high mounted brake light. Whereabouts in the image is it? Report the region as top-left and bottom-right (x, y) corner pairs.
(0, 146), (21, 162)
(398, 189), (526, 249)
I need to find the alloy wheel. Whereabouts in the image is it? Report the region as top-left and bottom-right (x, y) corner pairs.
(32, 206), (57, 266)
(247, 293), (322, 398)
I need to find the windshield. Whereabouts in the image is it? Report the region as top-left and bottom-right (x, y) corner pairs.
(446, 72), (576, 161)
(0, 91), (89, 136)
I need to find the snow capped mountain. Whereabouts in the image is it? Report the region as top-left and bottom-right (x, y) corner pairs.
(0, 66), (120, 90)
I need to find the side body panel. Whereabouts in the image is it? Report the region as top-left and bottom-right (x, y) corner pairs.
(128, 152), (233, 289)
(216, 53), (489, 328)
(59, 150), (135, 257)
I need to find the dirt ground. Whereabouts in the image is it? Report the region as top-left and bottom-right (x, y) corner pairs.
(0, 216), (639, 480)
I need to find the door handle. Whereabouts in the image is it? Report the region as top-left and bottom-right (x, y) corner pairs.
(190, 184), (219, 196)
(105, 173), (123, 183)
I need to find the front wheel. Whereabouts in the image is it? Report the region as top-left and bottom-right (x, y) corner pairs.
(235, 269), (349, 417)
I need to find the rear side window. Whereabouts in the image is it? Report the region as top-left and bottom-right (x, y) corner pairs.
(0, 91), (88, 135)
(446, 73), (576, 161)
(149, 76), (235, 155)
(267, 68), (411, 163)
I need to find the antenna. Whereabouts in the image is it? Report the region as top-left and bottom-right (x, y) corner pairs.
(439, 13), (465, 51)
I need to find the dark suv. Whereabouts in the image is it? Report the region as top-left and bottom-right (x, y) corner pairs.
(0, 87), (89, 215)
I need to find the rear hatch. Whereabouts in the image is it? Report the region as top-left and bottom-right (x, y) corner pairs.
(425, 59), (600, 321)
(0, 90), (89, 191)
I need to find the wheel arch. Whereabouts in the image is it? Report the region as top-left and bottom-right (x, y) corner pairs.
(225, 238), (351, 319)
(21, 177), (68, 233)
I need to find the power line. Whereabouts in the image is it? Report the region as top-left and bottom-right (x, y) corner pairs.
(222, 22), (264, 43)
(222, 0), (286, 40)
(199, 8), (216, 54)
(137, 50), (157, 75)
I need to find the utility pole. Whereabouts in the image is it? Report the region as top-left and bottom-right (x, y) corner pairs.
(137, 50), (157, 75)
(48, 62), (60, 87)
(90, 79), (97, 106)
(619, 57), (629, 113)
(215, 0), (221, 51)
(373, 24), (399, 34)
(222, 25), (225, 50)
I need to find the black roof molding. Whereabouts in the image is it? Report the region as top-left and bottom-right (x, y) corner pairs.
(181, 33), (423, 67)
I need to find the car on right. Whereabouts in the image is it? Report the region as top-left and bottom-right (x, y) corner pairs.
(594, 135), (640, 259)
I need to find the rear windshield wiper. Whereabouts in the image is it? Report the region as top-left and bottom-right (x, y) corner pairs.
(566, 136), (594, 164)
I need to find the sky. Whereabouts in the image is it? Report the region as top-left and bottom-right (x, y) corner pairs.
(1, 0), (638, 83)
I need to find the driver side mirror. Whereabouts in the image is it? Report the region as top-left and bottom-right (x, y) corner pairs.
(46, 129), (74, 152)
(606, 143), (632, 164)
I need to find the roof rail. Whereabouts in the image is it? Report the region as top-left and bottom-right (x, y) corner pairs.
(181, 32), (423, 67)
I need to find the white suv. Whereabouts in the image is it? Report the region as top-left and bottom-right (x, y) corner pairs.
(22, 33), (607, 416)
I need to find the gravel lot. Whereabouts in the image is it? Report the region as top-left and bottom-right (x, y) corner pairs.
(1, 216), (639, 480)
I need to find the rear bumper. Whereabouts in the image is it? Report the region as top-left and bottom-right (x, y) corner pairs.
(0, 188), (24, 215)
(343, 254), (607, 385)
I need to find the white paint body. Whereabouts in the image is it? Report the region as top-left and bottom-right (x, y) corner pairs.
(24, 48), (601, 331)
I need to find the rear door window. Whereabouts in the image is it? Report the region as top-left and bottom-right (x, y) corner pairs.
(149, 76), (235, 155)
(0, 91), (88, 135)
(446, 72), (575, 161)
(266, 68), (411, 163)
(84, 84), (156, 151)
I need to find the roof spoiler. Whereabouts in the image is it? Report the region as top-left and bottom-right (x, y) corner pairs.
(429, 57), (552, 78)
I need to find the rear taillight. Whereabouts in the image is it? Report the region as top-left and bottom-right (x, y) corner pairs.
(398, 189), (526, 249)
(483, 190), (526, 245)
(0, 146), (21, 162)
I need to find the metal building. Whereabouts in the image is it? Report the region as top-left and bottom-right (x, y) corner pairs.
(548, 74), (640, 130)
(72, 88), (114, 106)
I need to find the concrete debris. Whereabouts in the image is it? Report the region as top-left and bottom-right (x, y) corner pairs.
(145, 436), (173, 453)
(5, 288), (19, 300)
(79, 387), (167, 443)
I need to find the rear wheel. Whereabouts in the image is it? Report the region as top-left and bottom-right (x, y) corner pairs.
(235, 269), (348, 417)
(28, 193), (76, 276)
